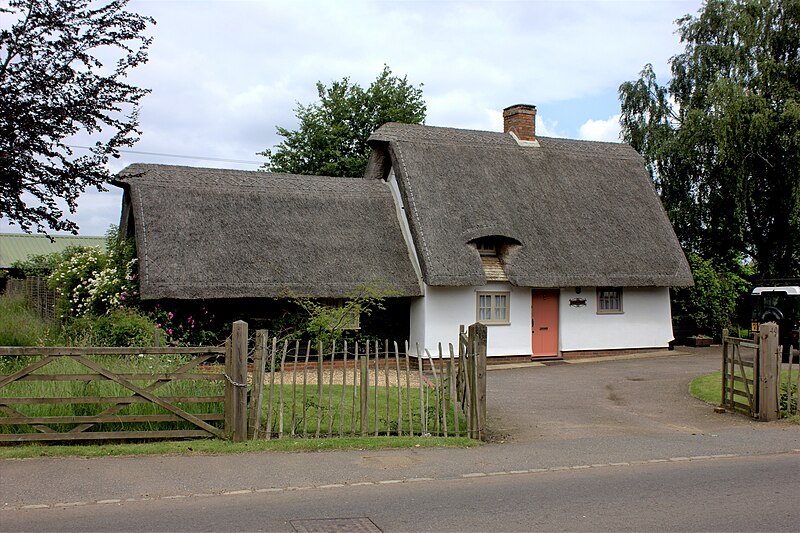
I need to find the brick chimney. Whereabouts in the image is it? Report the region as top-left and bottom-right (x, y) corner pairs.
(503, 104), (536, 142)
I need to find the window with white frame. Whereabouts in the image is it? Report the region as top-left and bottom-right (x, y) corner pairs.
(477, 291), (510, 324)
(597, 287), (623, 314)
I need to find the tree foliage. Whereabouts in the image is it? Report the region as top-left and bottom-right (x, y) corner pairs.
(673, 253), (751, 336)
(619, 0), (800, 277)
(260, 65), (426, 177)
(0, 0), (155, 234)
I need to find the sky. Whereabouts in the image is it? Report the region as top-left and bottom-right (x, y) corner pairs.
(2, 0), (704, 236)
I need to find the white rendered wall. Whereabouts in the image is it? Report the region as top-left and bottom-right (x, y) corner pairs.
(411, 283), (532, 357)
(558, 287), (674, 352)
(409, 294), (426, 353)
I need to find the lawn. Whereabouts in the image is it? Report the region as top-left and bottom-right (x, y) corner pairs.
(689, 369), (798, 419)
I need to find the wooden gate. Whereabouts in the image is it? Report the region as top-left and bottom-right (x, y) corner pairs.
(457, 322), (487, 440)
(0, 327), (246, 442)
(721, 323), (779, 420)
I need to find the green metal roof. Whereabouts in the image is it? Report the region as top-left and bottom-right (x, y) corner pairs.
(0, 233), (106, 269)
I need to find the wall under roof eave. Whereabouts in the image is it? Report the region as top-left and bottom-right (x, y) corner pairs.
(559, 287), (673, 351)
(420, 283), (532, 357)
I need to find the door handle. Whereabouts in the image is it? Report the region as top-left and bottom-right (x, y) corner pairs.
(539, 326), (548, 331)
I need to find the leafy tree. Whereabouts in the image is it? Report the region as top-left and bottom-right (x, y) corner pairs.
(672, 253), (751, 336)
(10, 251), (63, 278)
(0, 0), (155, 234)
(619, 0), (800, 277)
(260, 65), (426, 177)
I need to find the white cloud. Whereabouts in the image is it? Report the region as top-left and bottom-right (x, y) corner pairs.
(536, 115), (568, 139)
(579, 114), (622, 143)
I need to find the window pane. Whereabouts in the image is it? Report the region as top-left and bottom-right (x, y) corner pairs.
(494, 295), (507, 320)
(479, 295), (491, 320)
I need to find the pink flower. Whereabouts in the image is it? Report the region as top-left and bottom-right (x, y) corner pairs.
(167, 328), (173, 335)
(168, 312), (174, 320)
(120, 296), (126, 301)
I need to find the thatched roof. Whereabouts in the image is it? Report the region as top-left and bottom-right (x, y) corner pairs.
(113, 164), (423, 300)
(367, 123), (693, 288)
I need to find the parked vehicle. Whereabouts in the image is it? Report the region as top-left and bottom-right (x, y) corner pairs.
(751, 284), (800, 363)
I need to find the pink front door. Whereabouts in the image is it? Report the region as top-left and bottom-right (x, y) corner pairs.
(532, 289), (559, 357)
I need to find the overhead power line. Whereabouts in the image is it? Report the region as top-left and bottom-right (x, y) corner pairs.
(67, 145), (265, 165)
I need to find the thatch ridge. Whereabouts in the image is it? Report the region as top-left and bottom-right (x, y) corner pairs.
(115, 164), (423, 300)
(368, 123), (693, 288)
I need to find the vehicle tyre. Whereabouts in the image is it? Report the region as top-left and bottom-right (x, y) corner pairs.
(760, 306), (784, 324)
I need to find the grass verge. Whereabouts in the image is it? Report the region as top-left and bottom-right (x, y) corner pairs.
(0, 435), (477, 459)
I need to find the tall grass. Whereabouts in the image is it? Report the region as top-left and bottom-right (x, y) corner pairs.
(0, 293), (52, 346)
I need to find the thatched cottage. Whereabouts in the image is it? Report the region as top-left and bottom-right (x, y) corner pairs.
(114, 104), (692, 359)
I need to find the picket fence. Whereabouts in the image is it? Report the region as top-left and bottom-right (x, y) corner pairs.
(247, 323), (487, 441)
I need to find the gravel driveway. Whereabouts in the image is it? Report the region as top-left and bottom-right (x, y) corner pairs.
(485, 347), (760, 443)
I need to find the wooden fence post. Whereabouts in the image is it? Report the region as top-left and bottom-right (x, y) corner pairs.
(248, 330), (267, 439)
(721, 329), (728, 409)
(467, 322), (487, 440)
(359, 353), (369, 435)
(226, 320), (249, 442)
(757, 323), (779, 421)
(223, 337), (233, 439)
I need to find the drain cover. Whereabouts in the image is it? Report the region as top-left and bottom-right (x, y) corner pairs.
(290, 517), (382, 533)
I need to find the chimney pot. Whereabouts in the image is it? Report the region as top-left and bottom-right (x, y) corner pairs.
(503, 104), (537, 142)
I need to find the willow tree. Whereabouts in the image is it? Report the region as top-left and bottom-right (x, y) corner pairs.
(619, 0), (800, 277)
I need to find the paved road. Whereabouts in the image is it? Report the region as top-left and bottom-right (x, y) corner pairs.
(2, 347), (798, 531)
(2, 453), (798, 531)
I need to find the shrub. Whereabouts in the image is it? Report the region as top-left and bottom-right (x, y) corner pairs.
(148, 303), (219, 346)
(780, 381), (798, 416)
(279, 283), (398, 351)
(59, 309), (158, 347)
(48, 227), (138, 320)
(672, 253), (750, 337)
